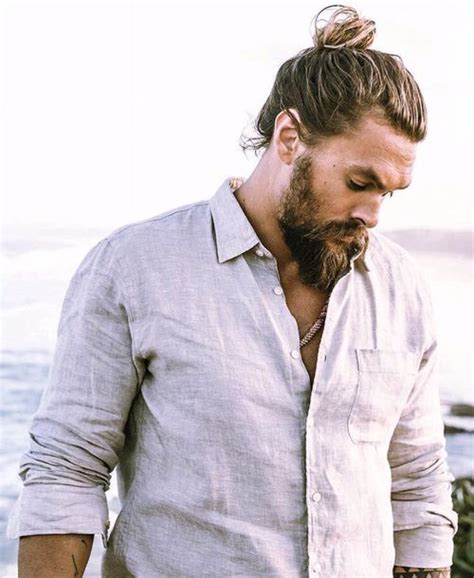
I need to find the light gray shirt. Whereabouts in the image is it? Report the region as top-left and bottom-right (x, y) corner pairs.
(8, 178), (457, 577)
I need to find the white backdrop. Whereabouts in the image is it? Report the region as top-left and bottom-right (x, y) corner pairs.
(1, 0), (473, 234)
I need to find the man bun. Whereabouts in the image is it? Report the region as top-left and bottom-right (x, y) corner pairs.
(313, 5), (376, 50)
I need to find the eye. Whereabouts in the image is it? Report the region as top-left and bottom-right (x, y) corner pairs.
(348, 180), (369, 191)
(382, 191), (394, 198)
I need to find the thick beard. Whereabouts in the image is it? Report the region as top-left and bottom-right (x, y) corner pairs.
(277, 154), (369, 292)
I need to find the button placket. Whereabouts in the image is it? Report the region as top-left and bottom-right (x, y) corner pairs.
(304, 282), (348, 578)
(270, 282), (306, 365)
(257, 254), (328, 572)
(247, 254), (311, 395)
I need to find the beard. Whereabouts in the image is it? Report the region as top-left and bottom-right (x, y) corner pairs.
(277, 154), (369, 292)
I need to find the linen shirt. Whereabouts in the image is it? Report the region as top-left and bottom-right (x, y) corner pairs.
(8, 178), (458, 577)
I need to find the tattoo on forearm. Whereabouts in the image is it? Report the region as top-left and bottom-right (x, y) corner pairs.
(72, 553), (79, 577)
(393, 567), (450, 578)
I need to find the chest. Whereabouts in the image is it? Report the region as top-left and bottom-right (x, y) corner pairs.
(279, 281), (331, 384)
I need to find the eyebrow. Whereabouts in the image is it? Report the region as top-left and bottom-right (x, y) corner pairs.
(350, 165), (411, 190)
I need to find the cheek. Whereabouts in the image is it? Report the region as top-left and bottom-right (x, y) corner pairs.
(314, 189), (342, 218)
(312, 172), (345, 207)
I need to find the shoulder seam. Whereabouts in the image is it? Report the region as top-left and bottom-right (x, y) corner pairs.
(105, 201), (209, 240)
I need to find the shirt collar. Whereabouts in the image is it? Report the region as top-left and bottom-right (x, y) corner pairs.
(209, 177), (371, 272)
(210, 178), (261, 263)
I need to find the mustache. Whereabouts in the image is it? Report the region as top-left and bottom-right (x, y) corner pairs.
(297, 219), (367, 242)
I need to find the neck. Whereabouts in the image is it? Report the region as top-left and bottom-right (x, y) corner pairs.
(234, 155), (297, 272)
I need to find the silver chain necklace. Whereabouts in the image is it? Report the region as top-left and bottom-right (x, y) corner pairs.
(299, 298), (330, 348)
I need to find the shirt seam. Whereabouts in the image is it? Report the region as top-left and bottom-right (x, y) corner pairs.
(107, 201), (210, 240)
(103, 237), (144, 381)
(103, 238), (135, 321)
(114, 396), (147, 556)
(394, 521), (456, 531)
(22, 484), (106, 494)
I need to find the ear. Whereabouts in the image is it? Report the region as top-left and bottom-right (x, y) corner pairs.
(273, 108), (306, 165)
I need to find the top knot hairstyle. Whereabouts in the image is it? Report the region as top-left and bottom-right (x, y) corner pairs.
(241, 5), (427, 153)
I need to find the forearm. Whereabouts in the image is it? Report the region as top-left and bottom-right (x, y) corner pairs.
(19, 534), (93, 578)
(393, 566), (450, 577)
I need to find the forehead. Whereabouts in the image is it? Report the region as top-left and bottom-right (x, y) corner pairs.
(314, 114), (417, 188)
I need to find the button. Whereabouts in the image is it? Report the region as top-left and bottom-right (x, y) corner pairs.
(312, 562), (322, 573)
(311, 492), (321, 502)
(273, 286), (283, 295)
(255, 249), (264, 257)
(290, 349), (300, 360)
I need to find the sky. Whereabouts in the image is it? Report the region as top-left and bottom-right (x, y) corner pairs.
(1, 0), (473, 235)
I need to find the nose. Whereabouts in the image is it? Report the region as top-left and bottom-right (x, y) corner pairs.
(350, 196), (383, 229)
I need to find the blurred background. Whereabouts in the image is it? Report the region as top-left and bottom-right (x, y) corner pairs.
(1, 0), (473, 575)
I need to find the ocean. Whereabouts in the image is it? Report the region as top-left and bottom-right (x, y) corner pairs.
(0, 227), (472, 576)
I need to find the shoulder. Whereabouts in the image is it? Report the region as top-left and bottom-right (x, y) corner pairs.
(367, 229), (433, 298)
(366, 229), (434, 316)
(76, 199), (212, 276)
(90, 199), (212, 263)
(366, 229), (422, 279)
(367, 229), (416, 266)
(105, 199), (211, 247)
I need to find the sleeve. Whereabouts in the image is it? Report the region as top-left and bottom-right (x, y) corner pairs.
(389, 276), (458, 568)
(6, 236), (146, 545)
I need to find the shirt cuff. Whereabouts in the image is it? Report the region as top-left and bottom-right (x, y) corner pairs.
(394, 524), (455, 567)
(6, 484), (110, 548)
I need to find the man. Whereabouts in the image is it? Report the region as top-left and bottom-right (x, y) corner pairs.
(8, 5), (457, 578)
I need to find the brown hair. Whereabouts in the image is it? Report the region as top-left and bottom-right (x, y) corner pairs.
(240, 5), (427, 153)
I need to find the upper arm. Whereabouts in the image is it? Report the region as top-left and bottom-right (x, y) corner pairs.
(20, 236), (146, 488)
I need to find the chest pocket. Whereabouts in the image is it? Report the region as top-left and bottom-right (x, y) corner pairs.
(348, 349), (419, 444)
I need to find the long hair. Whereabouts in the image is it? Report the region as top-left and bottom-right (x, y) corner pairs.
(240, 5), (427, 153)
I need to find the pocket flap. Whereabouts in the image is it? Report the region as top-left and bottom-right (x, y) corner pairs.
(355, 349), (419, 375)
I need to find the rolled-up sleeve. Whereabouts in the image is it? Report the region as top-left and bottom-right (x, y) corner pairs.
(389, 313), (458, 567)
(7, 237), (145, 543)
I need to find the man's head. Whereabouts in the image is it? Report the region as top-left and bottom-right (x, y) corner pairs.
(276, 112), (416, 291)
(241, 5), (423, 292)
(242, 5), (426, 154)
